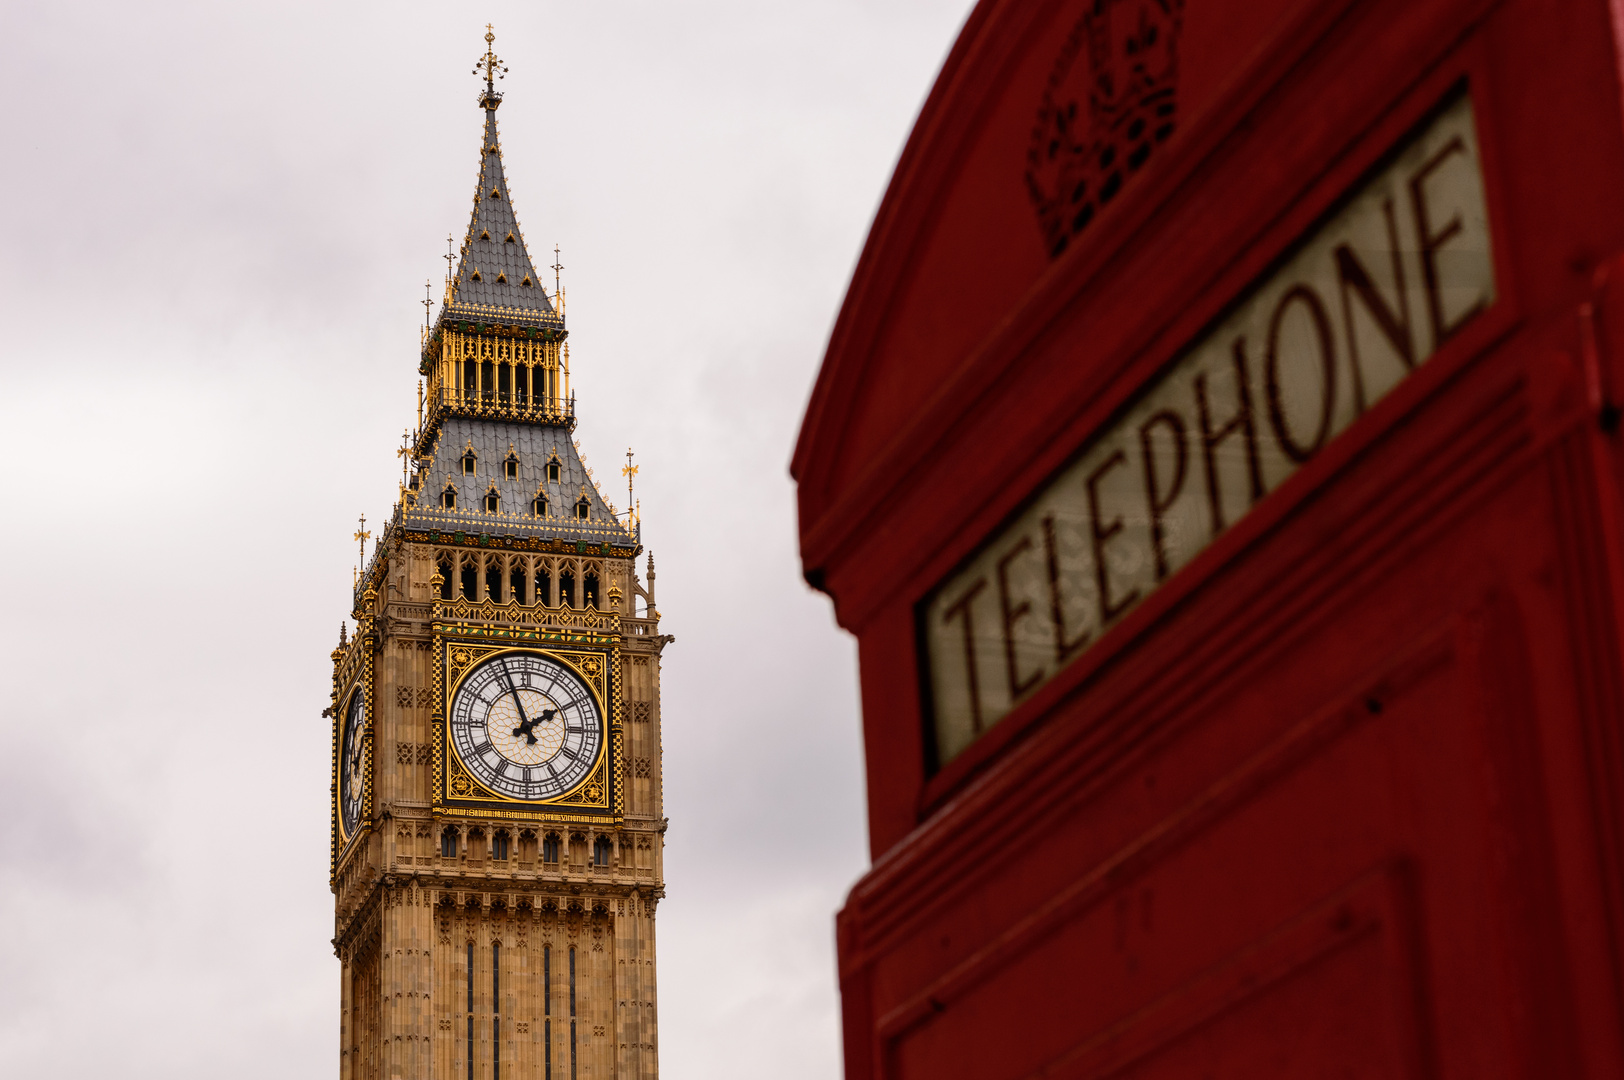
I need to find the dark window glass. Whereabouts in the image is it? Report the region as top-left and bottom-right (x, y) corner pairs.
(547, 461), (560, 482)
(467, 942), (475, 1080)
(438, 558), (454, 600)
(493, 832), (509, 860)
(442, 828), (457, 858)
(575, 499), (589, 520)
(486, 562), (503, 602)
(510, 564), (527, 604)
(536, 567), (553, 606)
(592, 836), (610, 866)
(463, 453), (477, 475)
(559, 570), (575, 608)
(584, 571), (599, 611)
(442, 488), (457, 509)
(533, 495), (548, 517)
(484, 492), (501, 513)
(505, 457), (519, 478)
(461, 562), (477, 601)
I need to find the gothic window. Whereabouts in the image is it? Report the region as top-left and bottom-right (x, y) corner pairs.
(497, 362), (511, 401)
(463, 359), (477, 400)
(442, 485), (457, 509)
(466, 942), (475, 1080)
(481, 360), (495, 403)
(569, 947), (578, 1079)
(583, 569), (599, 611)
(493, 830), (509, 860)
(592, 836), (611, 866)
(504, 454), (519, 479)
(515, 365), (530, 405)
(574, 497), (590, 520)
(510, 561), (527, 605)
(542, 832), (561, 863)
(486, 560), (503, 602)
(484, 489), (501, 513)
(460, 559), (478, 602)
(493, 940), (502, 1080)
(559, 567), (575, 608)
(462, 451), (477, 475)
(547, 458), (561, 482)
(532, 493), (549, 517)
(544, 946), (553, 1080)
(536, 564), (553, 606)
(441, 828), (458, 858)
(438, 555), (454, 600)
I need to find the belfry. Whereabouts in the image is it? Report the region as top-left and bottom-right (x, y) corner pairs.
(329, 29), (667, 1080)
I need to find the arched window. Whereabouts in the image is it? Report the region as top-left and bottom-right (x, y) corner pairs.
(437, 555), (454, 600)
(532, 494), (549, 517)
(592, 836), (611, 866)
(510, 561), (527, 605)
(535, 564), (553, 607)
(541, 832), (561, 864)
(559, 567), (575, 608)
(574, 497), (590, 520)
(462, 451), (477, 475)
(485, 560), (503, 603)
(492, 831), (510, 861)
(583, 569), (600, 610)
(484, 489), (501, 513)
(460, 559), (478, 601)
(441, 485), (457, 509)
(441, 828), (458, 858)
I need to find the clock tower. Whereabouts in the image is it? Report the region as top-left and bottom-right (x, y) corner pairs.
(329, 31), (668, 1080)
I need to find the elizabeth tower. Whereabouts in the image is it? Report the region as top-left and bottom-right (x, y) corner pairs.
(328, 32), (668, 1080)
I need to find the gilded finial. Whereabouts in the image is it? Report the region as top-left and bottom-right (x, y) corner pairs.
(551, 244), (564, 301)
(354, 514), (371, 572)
(473, 25), (508, 109)
(622, 448), (638, 512)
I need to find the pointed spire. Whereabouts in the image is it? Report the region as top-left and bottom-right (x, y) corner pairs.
(447, 26), (554, 317)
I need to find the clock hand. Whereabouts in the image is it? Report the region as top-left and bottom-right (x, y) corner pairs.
(499, 659), (538, 743)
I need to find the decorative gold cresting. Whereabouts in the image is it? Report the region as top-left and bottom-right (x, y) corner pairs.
(473, 24), (508, 110)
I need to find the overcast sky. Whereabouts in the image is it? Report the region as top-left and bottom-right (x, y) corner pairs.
(0, 2), (973, 1076)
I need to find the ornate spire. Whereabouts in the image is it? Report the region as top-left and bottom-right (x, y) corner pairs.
(473, 24), (507, 109)
(447, 26), (554, 317)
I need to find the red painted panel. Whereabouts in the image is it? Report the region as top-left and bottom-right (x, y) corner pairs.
(798, 0), (1624, 1076)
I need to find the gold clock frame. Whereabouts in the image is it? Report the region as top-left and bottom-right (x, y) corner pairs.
(432, 636), (624, 824)
(329, 637), (375, 868)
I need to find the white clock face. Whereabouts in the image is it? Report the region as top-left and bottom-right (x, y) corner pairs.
(448, 651), (603, 801)
(339, 691), (365, 838)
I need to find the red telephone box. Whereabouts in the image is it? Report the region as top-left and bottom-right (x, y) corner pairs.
(794, 1), (1624, 1076)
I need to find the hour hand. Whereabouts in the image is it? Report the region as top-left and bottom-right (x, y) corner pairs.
(512, 715), (538, 743)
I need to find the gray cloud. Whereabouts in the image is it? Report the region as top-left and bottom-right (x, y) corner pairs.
(0, 1), (973, 1075)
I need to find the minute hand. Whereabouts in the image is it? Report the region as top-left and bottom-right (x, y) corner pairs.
(499, 661), (537, 742)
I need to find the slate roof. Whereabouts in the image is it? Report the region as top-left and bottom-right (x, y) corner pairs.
(400, 417), (635, 547)
(446, 104), (554, 316)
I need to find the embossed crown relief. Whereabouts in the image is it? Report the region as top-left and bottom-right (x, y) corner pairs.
(1025, 0), (1186, 258)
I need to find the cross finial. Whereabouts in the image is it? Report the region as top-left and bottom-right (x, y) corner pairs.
(551, 244), (564, 299)
(422, 279), (433, 329)
(354, 514), (371, 570)
(622, 448), (638, 512)
(473, 25), (508, 105)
